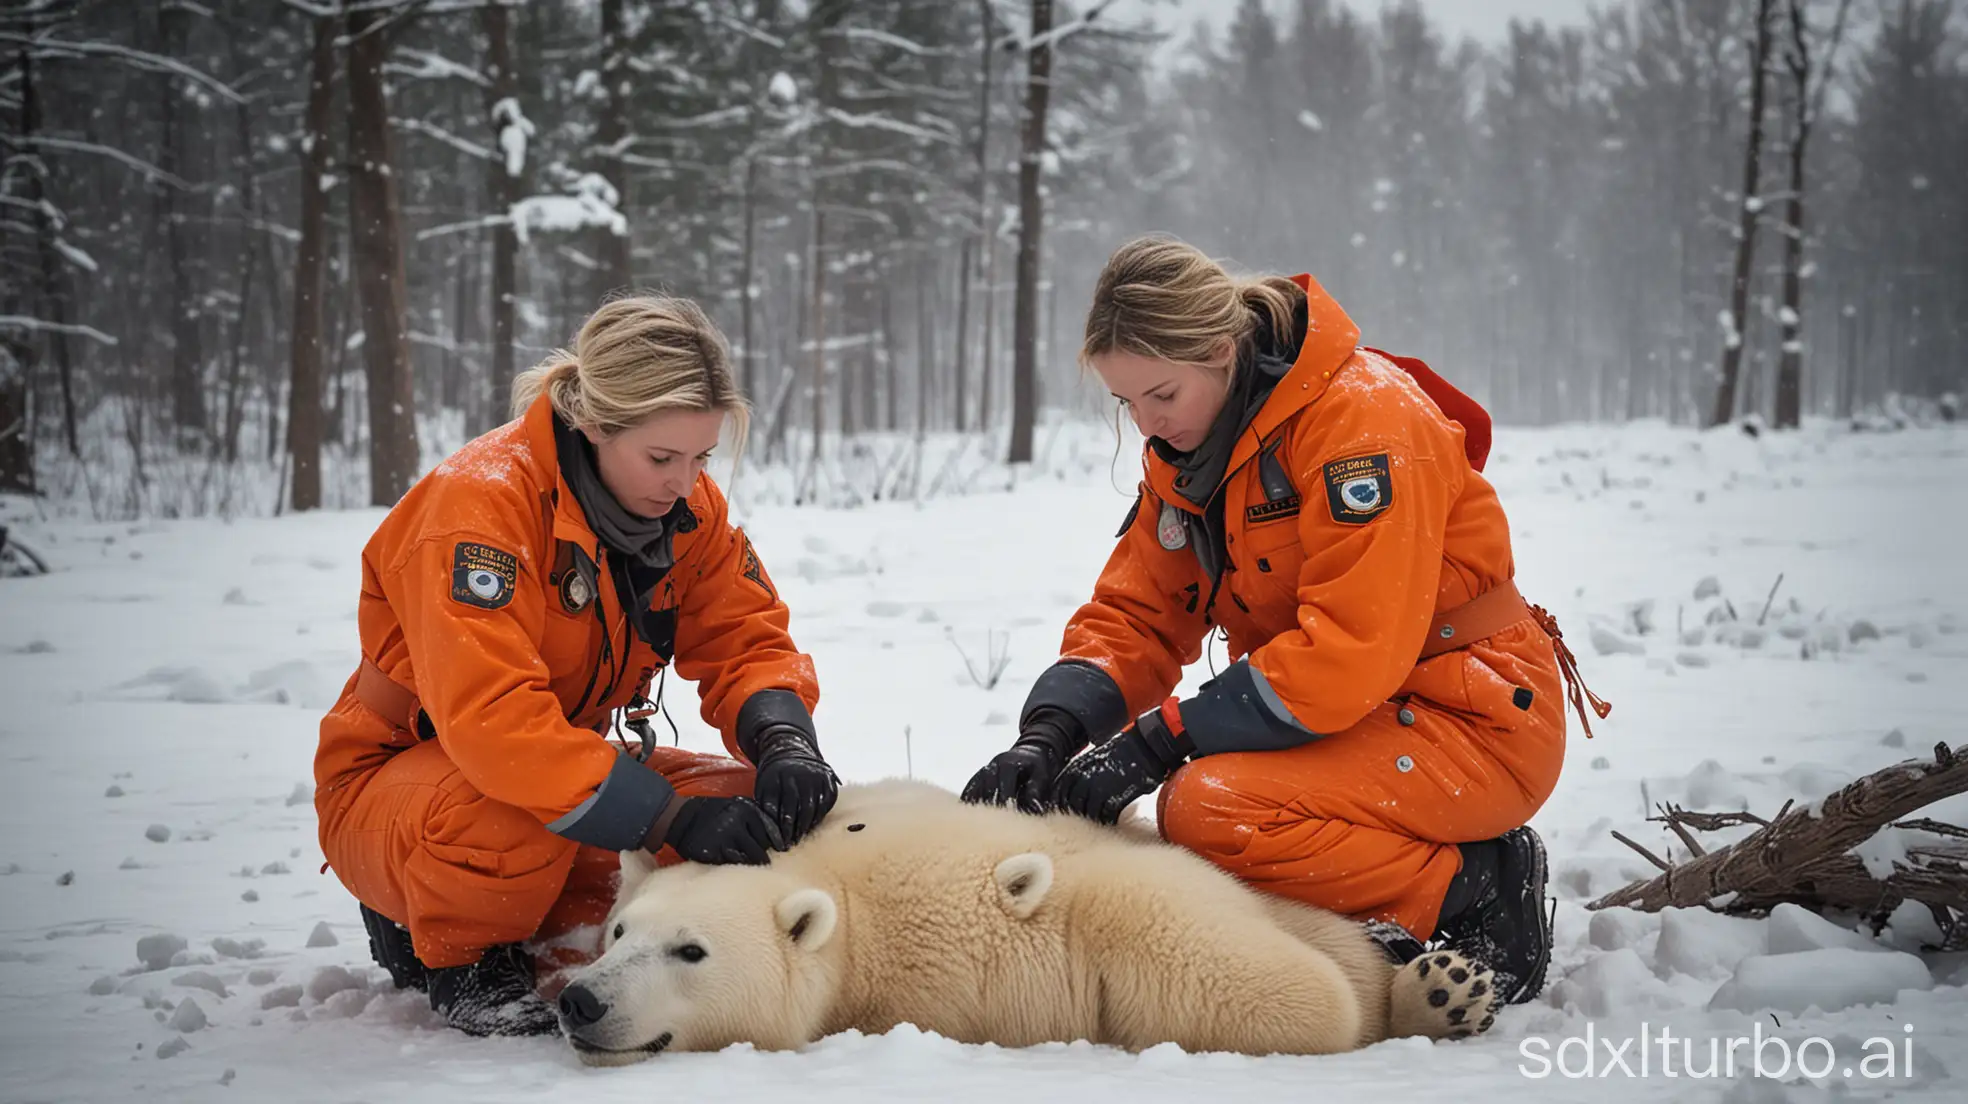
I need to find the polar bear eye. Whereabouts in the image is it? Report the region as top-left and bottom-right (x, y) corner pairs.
(670, 942), (707, 964)
(612, 923), (625, 942)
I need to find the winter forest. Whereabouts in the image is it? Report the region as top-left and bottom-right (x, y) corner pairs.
(1, 0), (1964, 518)
(5, 3), (1968, 1098)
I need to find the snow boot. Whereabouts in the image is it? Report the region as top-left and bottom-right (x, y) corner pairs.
(426, 943), (560, 1038)
(1364, 919), (1427, 966)
(1433, 826), (1552, 1005)
(360, 904), (427, 992)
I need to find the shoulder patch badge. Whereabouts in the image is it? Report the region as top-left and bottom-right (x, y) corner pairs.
(1323, 453), (1394, 525)
(1156, 502), (1190, 551)
(739, 533), (775, 599)
(452, 541), (519, 609)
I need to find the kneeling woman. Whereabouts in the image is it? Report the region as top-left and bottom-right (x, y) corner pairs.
(315, 297), (838, 1036)
(965, 236), (1606, 1005)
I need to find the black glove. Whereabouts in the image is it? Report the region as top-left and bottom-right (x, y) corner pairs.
(735, 690), (839, 846)
(750, 726), (839, 845)
(653, 796), (786, 865)
(961, 708), (1087, 814)
(1049, 700), (1194, 824)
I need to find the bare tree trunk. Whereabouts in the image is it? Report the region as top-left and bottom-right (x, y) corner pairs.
(980, 235), (998, 430)
(593, 0), (633, 296)
(159, 5), (207, 443)
(953, 0), (995, 435)
(1008, 0), (1053, 464)
(916, 254), (933, 436)
(0, 342), (30, 495)
(740, 153), (759, 401)
(882, 276), (899, 432)
(18, 41), (78, 457)
(482, 3), (521, 436)
(1710, 0), (1777, 428)
(443, 250), (469, 409)
(286, 14), (336, 512)
(1774, 0), (1853, 430)
(804, 1), (845, 477)
(346, 5), (421, 504)
(222, 48), (260, 467)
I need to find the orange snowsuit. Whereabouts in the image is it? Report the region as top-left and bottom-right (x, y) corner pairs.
(1029, 275), (1596, 941)
(314, 391), (817, 969)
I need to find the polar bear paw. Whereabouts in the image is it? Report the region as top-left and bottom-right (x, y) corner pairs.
(1388, 950), (1500, 1041)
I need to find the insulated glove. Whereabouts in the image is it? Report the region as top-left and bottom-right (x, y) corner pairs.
(960, 708), (1087, 814)
(748, 726), (840, 845)
(1049, 699), (1194, 824)
(651, 796), (786, 865)
(734, 690), (839, 846)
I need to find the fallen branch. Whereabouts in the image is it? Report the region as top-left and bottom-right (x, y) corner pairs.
(1611, 830), (1673, 872)
(1590, 742), (1968, 917)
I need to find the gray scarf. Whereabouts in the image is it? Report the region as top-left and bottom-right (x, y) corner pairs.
(1153, 348), (1292, 508)
(554, 413), (684, 570)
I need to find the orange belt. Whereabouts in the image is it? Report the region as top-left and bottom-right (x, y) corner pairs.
(1418, 579), (1612, 738)
(351, 658), (642, 751)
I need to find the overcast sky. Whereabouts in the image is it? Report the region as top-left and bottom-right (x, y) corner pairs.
(1155, 0), (1596, 47)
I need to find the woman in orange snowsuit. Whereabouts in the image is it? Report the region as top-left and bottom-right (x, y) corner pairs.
(315, 297), (837, 1037)
(963, 237), (1606, 1005)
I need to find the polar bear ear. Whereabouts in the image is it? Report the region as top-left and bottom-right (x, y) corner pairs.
(775, 888), (838, 952)
(993, 852), (1054, 920)
(618, 848), (661, 898)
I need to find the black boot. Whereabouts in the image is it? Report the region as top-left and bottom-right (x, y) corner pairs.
(360, 905), (427, 992)
(426, 943), (560, 1038)
(1364, 919), (1427, 965)
(1433, 826), (1553, 1006)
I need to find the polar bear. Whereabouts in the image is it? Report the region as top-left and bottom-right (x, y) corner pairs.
(557, 780), (1495, 1064)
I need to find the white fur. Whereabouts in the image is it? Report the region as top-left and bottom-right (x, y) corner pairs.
(562, 780), (1495, 1064)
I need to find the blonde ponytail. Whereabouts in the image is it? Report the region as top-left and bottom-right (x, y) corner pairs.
(509, 354), (583, 420)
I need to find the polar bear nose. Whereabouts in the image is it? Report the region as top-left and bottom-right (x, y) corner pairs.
(558, 983), (610, 1029)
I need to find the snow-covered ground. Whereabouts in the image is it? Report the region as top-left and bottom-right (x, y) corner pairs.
(2, 418), (1963, 1103)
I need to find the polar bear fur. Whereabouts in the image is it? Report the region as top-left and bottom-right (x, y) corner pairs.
(559, 780), (1495, 1064)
